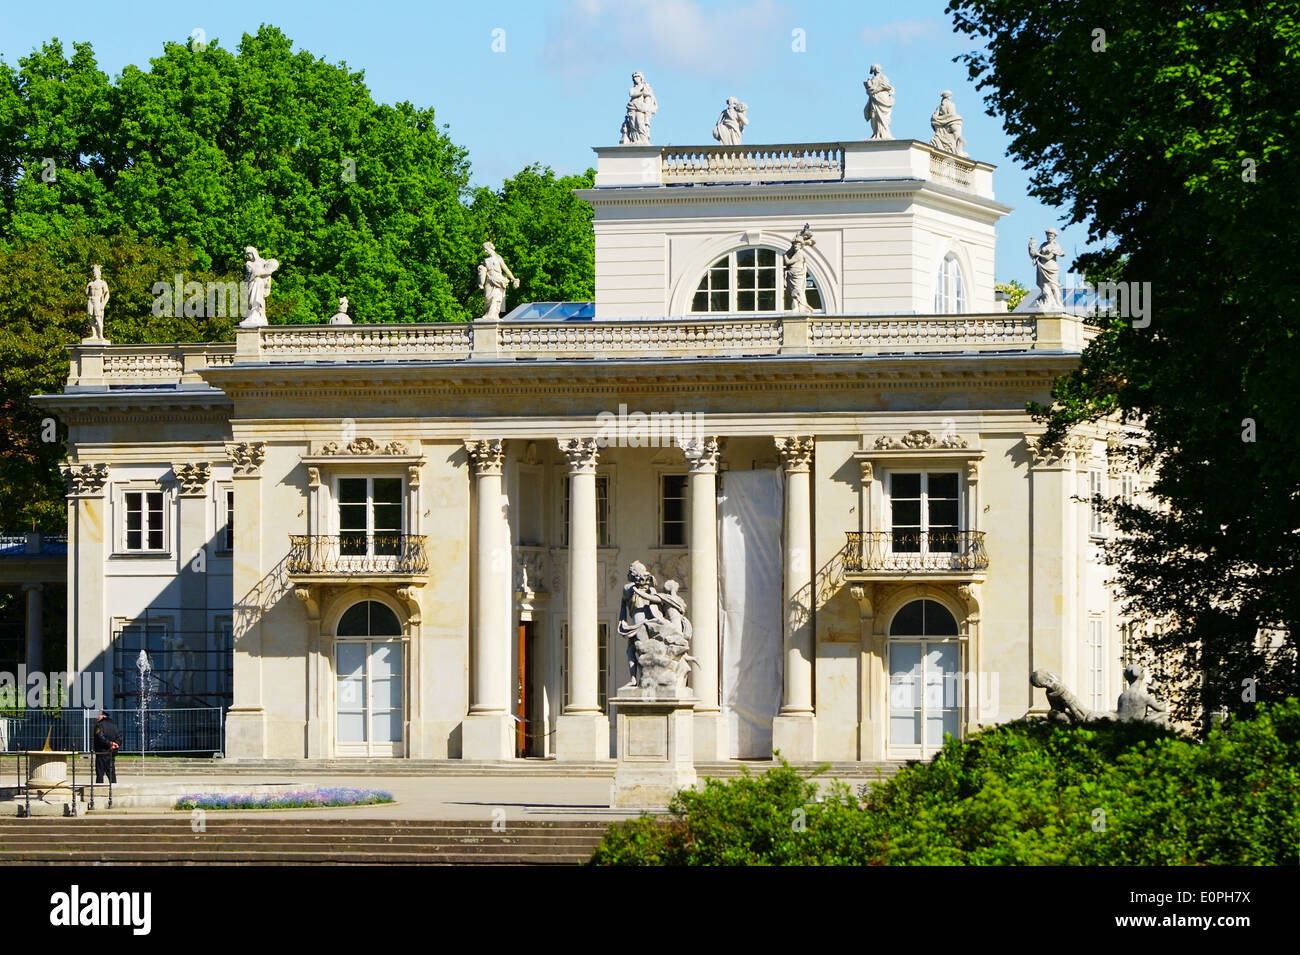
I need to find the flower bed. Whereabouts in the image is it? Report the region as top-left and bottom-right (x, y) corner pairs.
(174, 787), (395, 810)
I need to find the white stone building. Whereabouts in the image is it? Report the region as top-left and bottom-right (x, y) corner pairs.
(38, 137), (1134, 762)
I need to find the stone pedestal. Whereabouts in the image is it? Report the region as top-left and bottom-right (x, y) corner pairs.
(771, 713), (817, 761)
(611, 690), (697, 808)
(27, 752), (72, 788)
(461, 712), (515, 761)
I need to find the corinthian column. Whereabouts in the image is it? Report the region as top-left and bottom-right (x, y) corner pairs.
(771, 435), (816, 760)
(683, 436), (727, 759)
(462, 439), (514, 759)
(555, 437), (610, 760)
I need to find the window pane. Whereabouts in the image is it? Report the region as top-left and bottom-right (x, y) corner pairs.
(737, 268), (755, 290)
(928, 499), (959, 529)
(738, 290), (755, 311)
(736, 249), (754, 268)
(373, 504), (402, 532)
(758, 289), (776, 310)
(710, 290), (728, 311)
(928, 473), (958, 499)
(692, 290), (708, 311)
(372, 478), (401, 504)
(892, 500), (921, 527)
(758, 249), (776, 267)
(892, 473), (921, 498)
(890, 601), (925, 636)
(148, 529), (164, 550)
(338, 479), (367, 504)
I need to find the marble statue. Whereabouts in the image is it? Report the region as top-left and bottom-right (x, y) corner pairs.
(239, 246), (279, 327)
(1116, 665), (1169, 727)
(1030, 669), (1095, 725)
(84, 264), (109, 342)
(476, 241), (520, 320)
(328, 296), (352, 325)
(619, 561), (697, 691)
(929, 90), (967, 156)
(619, 72), (658, 145)
(713, 96), (748, 146)
(1028, 229), (1065, 312)
(863, 64), (895, 140)
(783, 223), (816, 312)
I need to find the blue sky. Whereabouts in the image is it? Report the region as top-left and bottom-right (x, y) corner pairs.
(1, 0), (1095, 290)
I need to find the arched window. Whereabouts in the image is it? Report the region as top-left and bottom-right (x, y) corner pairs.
(888, 599), (961, 758)
(335, 600), (403, 756)
(934, 253), (965, 314)
(337, 600), (401, 636)
(691, 248), (823, 313)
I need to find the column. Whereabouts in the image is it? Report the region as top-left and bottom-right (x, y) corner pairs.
(22, 583), (44, 674)
(224, 442), (267, 757)
(555, 437), (610, 760)
(683, 437), (726, 759)
(462, 439), (514, 759)
(771, 436), (816, 760)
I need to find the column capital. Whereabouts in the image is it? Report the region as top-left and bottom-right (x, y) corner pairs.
(21, 582), (45, 593)
(682, 437), (720, 473)
(61, 462), (109, 497)
(558, 437), (599, 474)
(775, 435), (814, 473)
(465, 438), (505, 476)
(173, 462), (212, 496)
(226, 442), (265, 477)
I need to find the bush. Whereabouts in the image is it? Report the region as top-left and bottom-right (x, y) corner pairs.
(590, 700), (1300, 865)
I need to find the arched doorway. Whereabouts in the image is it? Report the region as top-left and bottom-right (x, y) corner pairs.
(887, 598), (960, 759)
(335, 600), (404, 757)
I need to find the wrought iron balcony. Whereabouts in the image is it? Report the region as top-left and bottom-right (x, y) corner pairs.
(287, 534), (428, 578)
(844, 531), (988, 576)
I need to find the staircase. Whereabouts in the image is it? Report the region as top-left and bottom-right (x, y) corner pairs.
(0, 817), (610, 865)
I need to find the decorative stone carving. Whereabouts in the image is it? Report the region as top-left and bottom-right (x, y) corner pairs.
(681, 436), (720, 473)
(406, 464), (421, 488)
(61, 463), (109, 496)
(465, 439), (505, 476)
(1028, 229), (1066, 312)
(619, 561), (697, 691)
(306, 466), (321, 488)
(648, 551), (690, 590)
(1030, 669), (1095, 725)
(863, 64), (895, 140)
(712, 96), (748, 145)
(619, 71), (658, 145)
(173, 462), (211, 496)
(238, 246), (279, 328)
(226, 442), (266, 476)
(1116, 665), (1169, 727)
(328, 297), (352, 325)
(1032, 666), (1170, 727)
(521, 441), (541, 466)
(476, 242), (520, 321)
(558, 437), (599, 474)
(873, 429), (968, 450)
(928, 91), (968, 156)
(84, 265), (110, 343)
(775, 436), (814, 472)
(783, 224), (816, 313)
(859, 460), (874, 485)
(1025, 435), (1067, 467)
(319, 438), (409, 456)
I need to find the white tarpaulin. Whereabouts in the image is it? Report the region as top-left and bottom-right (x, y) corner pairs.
(717, 468), (784, 759)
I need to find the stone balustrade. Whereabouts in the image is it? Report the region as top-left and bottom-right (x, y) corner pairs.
(661, 143), (845, 184)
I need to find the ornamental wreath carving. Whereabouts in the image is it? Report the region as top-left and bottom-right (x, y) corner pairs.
(873, 429), (968, 450)
(319, 437), (408, 456)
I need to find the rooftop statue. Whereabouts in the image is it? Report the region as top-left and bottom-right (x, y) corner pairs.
(784, 223), (816, 313)
(239, 246), (279, 328)
(712, 96), (749, 146)
(1116, 665), (1170, 727)
(619, 560), (697, 692)
(929, 90), (968, 156)
(328, 296), (352, 325)
(863, 64), (895, 140)
(476, 241), (520, 320)
(619, 71), (658, 145)
(84, 264), (110, 343)
(1028, 229), (1066, 312)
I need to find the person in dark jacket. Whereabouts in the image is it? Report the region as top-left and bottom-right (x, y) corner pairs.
(92, 712), (122, 783)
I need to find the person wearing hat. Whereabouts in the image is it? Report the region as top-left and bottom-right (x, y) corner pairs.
(92, 712), (122, 783)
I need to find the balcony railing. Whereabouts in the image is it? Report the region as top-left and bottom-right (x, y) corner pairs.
(844, 531), (988, 575)
(287, 534), (428, 577)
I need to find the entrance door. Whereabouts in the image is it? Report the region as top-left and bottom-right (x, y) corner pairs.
(516, 621), (535, 758)
(335, 600), (404, 757)
(887, 599), (961, 759)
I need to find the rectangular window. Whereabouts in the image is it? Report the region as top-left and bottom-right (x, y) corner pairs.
(221, 488), (234, 552)
(1089, 470), (1105, 537)
(562, 474), (610, 547)
(124, 490), (165, 551)
(660, 474), (687, 546)
(1088, 618), (1106, 711)
(889, 472), (959, 553)
(561, 623), (609, 713)
(337, 477), (403, 556)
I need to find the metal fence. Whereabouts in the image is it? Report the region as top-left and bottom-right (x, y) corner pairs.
(0, 707), (224, 756)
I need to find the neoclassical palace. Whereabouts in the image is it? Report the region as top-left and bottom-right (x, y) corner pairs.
(38, 137), (1135, 762)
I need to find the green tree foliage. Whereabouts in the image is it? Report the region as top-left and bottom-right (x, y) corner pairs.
(590, 701), (1300, 865)
(945, 0), (1300, 725)
(994, 278), (1028, 311)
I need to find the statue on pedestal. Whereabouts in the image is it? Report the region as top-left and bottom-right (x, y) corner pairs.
(619, 72), (658, 145)
(476, 242), (519, 320)
(713, 97), (748, 146)
(929, 90), (968, 156)
(1028, 229), (1065, 312)
(619, 561), (697, 692)
(84, 264), (110, 343)
(784, 223), (816, 312)
(328, 296), (352, 325)
(239, 246), (279, 328)
(863, 64), (895, 140)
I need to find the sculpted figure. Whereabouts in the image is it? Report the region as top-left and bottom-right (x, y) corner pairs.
(84, 264), (110, 342)
(784, 223), (816, 312)
(328, 296), (352, 325)
(1028, 229), (1066, 312)
(240, 246), (279, 327)
(476, 241), (520, 320)
(1030, 669), (1094, 725)
(863, 64), (895, 140)
(1116, 665), (1170, 727)
(619, 71), (658, 145)
(618, 561), (697, 691)
(929, 90), (968, 156)
(713, 97), (749, 146)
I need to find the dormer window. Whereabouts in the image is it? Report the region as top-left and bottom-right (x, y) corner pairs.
(691, 248), (823, 313)
(934, 253), (965, 313)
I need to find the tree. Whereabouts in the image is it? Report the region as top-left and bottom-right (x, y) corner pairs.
(994, 279), (1028, 311)
(947, 0), (1300, 728)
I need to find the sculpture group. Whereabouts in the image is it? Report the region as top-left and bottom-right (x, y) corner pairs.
(1031, 665), (1170, 727)
(619, 561), (697, 692)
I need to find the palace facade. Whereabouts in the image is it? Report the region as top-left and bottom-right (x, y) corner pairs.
(38, 137), (1135, 762)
